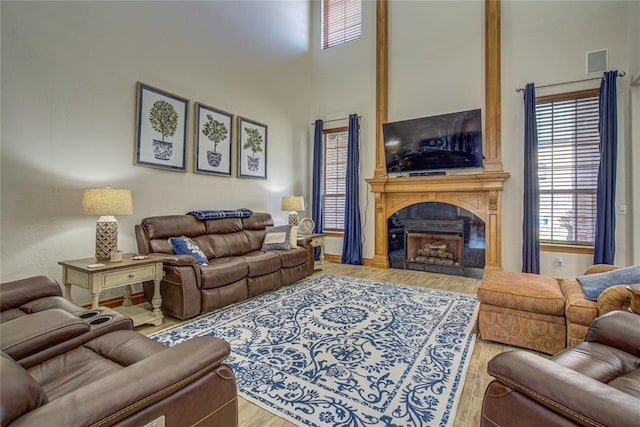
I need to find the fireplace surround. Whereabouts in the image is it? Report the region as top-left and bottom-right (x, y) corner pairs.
(366, 171), (509, 271)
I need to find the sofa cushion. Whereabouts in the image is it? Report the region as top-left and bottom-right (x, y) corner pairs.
(0, 352), (48, 426)
(577, 265), (640, 301)
(277, 247), (309, 268)
(200, 257), (249, 289)
(262, 225), (291, 251)
(207, 233), (252, 258)
(169, 237), (208, 265)
(242, 251), (282, 277)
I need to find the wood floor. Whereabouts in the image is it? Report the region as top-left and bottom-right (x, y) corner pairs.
(137, 263), (526, 427)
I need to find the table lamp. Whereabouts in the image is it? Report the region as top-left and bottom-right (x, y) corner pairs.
(281, 195), (304, 226)
(81, 186), (133, 261)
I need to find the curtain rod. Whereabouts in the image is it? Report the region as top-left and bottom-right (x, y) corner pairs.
(310, 115), (362, 126)
(515, 70), (626, 93)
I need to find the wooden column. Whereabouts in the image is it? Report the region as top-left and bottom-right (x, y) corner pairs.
(374, 0), (388, 178)
(484, 0), (503, 171)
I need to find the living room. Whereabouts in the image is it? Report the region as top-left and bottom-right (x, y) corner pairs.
(1, 0), (639, 426)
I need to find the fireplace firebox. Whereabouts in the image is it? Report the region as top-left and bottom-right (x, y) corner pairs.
(388, 202), (485, 278)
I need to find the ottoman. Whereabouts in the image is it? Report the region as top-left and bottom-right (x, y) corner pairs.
(477, 271), (566, 355)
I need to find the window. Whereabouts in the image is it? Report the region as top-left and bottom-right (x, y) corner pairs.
(323, 127), (348, 232)
(537, 89), (600, 246)
(321, 0), (362, 50)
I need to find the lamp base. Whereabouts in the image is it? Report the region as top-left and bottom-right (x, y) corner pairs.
(95, 216), (118, 261)
(288, 212), (299, 226)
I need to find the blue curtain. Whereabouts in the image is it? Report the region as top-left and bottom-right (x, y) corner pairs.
(522, 83), (540, 273)
(594, 71), (618, 265)
(312, 120), (323, 260)
(341, 114), (362, 265)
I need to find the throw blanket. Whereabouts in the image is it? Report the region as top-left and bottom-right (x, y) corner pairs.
(187, 208), (253, 220)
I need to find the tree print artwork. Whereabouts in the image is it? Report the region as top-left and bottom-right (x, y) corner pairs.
(149, 100), (178, 160)
(243, 127), (263, 171)
(202, 115), (228, 167)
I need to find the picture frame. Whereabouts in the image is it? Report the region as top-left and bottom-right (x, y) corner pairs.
(237, 116), (267, 179)
(135, 82), (188, 172)
(194, 102), (233, 176)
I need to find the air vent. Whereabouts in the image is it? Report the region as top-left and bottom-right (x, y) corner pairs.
(586, 49), (608, 74)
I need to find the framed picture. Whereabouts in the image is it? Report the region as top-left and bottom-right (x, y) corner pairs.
(237, 116), (267, 179)
(194, 103), (233, 176)
(135, 82), (188, 172)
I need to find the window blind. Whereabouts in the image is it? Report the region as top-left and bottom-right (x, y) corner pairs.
(536, 89), (599, 245)
(323, 129), (348, 231)
(321, 0), (362, 50)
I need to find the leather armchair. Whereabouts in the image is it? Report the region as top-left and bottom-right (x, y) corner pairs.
(1, 330), (238, 426)
(481, 310), (640, 427)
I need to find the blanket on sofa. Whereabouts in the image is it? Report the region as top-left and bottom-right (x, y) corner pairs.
(186, 208), (253, 220)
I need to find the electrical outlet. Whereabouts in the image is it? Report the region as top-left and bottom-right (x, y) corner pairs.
(555, 257), (564, 267)
(620, 204), (628, 215)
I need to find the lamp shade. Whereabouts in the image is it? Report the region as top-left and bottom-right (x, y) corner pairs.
(81, 187), (133, 216)
(281, 196), (305, 212)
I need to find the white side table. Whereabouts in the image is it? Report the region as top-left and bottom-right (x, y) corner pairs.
(302, 233), (326, 270)
(59, 254), (164, 327)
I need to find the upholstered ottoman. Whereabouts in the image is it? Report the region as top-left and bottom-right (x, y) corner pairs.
(477, 271), (566, 355)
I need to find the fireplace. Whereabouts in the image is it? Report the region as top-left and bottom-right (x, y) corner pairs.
(366, 172), (509, 272)
(388, 203), (485, 278)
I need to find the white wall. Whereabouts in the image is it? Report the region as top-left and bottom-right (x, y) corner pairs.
(502, 0), (632, 275)
(0, 1), (314, 300)
(310, 0), (635, 275)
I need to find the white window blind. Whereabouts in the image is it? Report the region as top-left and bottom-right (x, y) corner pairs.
(323, 128), (348, 231)
(536, 89), (600, 245)
(321, 0), (362, 50)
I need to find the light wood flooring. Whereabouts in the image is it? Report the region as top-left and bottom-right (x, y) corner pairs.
(137, 262), (529, 427)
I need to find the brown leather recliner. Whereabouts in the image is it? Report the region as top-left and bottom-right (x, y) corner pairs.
(1, 275), (133, 368)
(481, 310), (640, 427)
(1, 331), (238, 426)
(0, 276), (238, 426)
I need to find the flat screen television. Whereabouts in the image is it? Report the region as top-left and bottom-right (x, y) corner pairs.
(383, 109), (483, 174)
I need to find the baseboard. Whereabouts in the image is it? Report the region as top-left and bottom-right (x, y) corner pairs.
(80, 292), (147, 309)
(324, 254), (376, 267)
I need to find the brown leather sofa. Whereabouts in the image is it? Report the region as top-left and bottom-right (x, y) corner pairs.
(0, 276), (238, 426)
(135, 212), (314, 319)
(481, 310), (640, 427)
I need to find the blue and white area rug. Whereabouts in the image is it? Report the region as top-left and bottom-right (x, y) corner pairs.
(151, 274), (479, 427)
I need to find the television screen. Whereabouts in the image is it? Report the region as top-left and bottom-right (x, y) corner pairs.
(383, 109), (483, 173)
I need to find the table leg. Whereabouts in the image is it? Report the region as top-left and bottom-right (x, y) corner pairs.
(64, 283), (73, 302)
(123, 285), (133, 307)
(319, 239), (325, 270)
(91, 292), (100, 309)
(150, 279), (163, 326)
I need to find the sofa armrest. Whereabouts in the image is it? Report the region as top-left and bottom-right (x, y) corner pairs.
(0, 309), (90, 361)
(488, 350), (640, 427)
(597, 284), (632, 315)
(148, 252), (199, 267)
(297, 236), (312, 249)
(0, 276), (62, 312)
(585, 310), (640, 357)
(11, 337), (235, 427)
(583, 264), (621, 275)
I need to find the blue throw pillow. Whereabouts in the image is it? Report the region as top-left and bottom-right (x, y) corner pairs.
(577, 265), (640, 301)
(261, 225), (291, 251)
(169, 236), (208, 265)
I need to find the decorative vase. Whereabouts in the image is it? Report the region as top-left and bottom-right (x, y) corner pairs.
(247, 155), (260, 171)
(207, 151), (222, 167)
(152, 140), (173, 160)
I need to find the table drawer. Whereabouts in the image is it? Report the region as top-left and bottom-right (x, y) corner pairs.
(102, 265), (158, 288)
